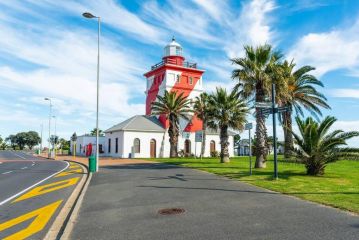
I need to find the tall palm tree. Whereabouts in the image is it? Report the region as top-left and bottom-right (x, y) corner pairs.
(292, 116), (359, 175)
(151, 90), (193, 157)
(208, 87), (248, 163)
(193, 92), (210, 157)
(231, 44), (283, 168)
(280, 60), (330, 158)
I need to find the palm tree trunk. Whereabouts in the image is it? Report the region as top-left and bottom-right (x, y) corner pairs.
(201, 120), (207, 157)
(220, 125), (230, 163)
(283, 111), (294, 159)
(168, 114), (179, 158)
(255, 87), (267, 168)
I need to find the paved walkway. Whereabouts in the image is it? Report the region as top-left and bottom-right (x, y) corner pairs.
(71, 162), (359, 240)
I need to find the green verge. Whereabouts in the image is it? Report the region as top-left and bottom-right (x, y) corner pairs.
(148, 156), (359, 214)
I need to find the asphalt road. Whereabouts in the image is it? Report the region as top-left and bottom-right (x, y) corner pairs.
(72, 163), (359, 240)
(0, 150), (85, 239)
(0, 150), (68, 205)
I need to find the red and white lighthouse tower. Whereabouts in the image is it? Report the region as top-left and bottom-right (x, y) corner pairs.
(144, 38), (205, 132)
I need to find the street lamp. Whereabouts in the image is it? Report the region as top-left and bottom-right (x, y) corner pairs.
(52, 115), (57, 158)
(83, 12), (100, 172)
(44, 97), (52, 158)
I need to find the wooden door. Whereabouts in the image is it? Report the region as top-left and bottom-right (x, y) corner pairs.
(184, 140), (191, 155)
(150, 139), (156, 158)
(210, 141), (216, 153)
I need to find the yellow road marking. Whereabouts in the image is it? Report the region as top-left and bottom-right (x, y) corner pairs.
(55, 168), (82, 177)
(12, 178), (80, 203)
(0, 200), (62, 240)
(69, 165), (82, 169)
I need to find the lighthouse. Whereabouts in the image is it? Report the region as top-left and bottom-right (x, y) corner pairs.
(102, 38), (235, 158)
(144, 37), (205, 132)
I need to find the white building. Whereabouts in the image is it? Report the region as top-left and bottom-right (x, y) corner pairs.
(81, 38), (236, 159)
(70, 134), (106, 157)
(104, 115), (235, 158)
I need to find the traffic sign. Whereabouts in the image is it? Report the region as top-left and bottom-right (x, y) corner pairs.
(195, 131), (203, 142)
(255, 102), (272, 108)
(245, 123), (253, 130)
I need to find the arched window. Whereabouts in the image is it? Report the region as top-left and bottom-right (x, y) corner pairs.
(134, 138), (140, 153)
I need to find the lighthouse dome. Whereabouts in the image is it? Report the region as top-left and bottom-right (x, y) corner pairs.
(163, 37), (183, 57)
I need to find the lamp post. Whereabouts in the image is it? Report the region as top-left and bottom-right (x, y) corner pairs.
(44, 97), (52, 158)
(83, 12), (100, 172)
(40, 123), (43, 153)
(52, 116), (57, 158)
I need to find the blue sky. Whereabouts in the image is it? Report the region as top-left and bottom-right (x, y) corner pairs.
(0, 0), (359, 146)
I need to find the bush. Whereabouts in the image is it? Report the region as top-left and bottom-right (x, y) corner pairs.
(210, 151), (219, 157)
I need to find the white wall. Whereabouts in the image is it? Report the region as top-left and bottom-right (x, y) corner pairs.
(104, 130), (234, 158)
(70, 136), (106, 156)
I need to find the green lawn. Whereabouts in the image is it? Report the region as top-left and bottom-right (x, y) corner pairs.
(149, 156), (359, 214)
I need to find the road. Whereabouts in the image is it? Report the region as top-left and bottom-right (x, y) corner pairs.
(0, 151), (68, 205)
(0, 150), (85, 239)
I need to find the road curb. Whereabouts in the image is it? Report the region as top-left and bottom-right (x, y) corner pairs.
(43, 160), (91, 240)
(58, 167), (93, 240)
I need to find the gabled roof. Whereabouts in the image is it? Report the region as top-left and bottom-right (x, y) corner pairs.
(104, 115), (165, 133)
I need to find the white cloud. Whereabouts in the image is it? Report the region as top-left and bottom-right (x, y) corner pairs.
(329, 89), (359, 99)
(288, 18), (359, 77)
(0, 2), (149, 140)
(142, 0), (220, 44)
(224, 0), (277, 58)
(192, 0), (230, 22)
(23, 0), (166, 45)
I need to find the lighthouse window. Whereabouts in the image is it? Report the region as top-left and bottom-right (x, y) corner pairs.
(189, 77), (193, 85)
(176, 46), (182, 56)
(176, 75), (180, 83)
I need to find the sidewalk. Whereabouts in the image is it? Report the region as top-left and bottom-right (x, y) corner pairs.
(70, 161), (359, 240)
(38, 153), (152, 167)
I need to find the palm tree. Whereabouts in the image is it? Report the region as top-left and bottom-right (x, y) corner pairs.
(231, 44), (283, 168)
(208, 87), (248, 163)
(193, 92), (210, 157)
(291, 116), (359, 175)
(280, 60), (330, 158)
(151, 90), (193, 157)
(90, 128), (104, 137)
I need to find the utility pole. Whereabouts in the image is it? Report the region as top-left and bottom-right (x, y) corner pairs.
(256, 84), (289, 180)
(44, 98), (52, 158)
(245, 123), (253, 176)
(271, 83), (278, 180)
(40, 123), (43, 153)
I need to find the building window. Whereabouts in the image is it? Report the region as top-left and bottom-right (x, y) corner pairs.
(176, 75), (180, 83)
(99, 144), (104, 153)
(189, 77), (193, 85)
(108, 139), (111, 153)
(115, 138), (118, 153)
(134, 138), (140, 153)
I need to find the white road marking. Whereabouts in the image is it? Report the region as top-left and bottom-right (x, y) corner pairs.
(2, 171), (13, 175)
(21, 167), (28, 170)
(0, 161), (70, 206)
(11, 152), (26, 159)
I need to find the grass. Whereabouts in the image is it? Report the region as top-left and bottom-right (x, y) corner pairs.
(148, 156), (359, 214)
